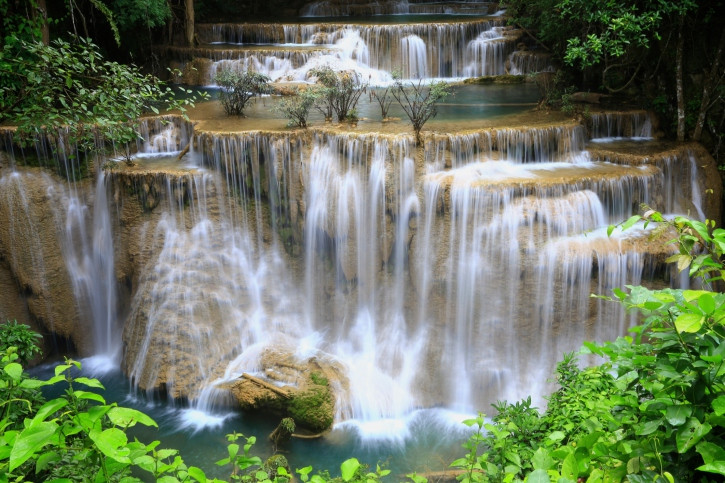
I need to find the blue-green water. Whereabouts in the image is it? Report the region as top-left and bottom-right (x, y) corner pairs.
(30, 358), (475, 480)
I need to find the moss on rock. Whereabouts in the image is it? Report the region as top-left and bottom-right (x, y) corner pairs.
(287, 384), (334, 433)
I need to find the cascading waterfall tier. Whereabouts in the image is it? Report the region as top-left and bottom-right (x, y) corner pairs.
(69, 112), (713, 425)
(179, 19), (525, 84)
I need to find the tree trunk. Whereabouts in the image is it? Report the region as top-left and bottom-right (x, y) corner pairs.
(693, 28), (725, 142)
(676, 14), (686, 142)
(184, 0), (194, 47)
(36, 0), (49, 45)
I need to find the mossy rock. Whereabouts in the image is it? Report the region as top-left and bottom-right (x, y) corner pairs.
(287, 385), (334, 432)
(464, 75), (525, 85)
(262, 454), (290, 478)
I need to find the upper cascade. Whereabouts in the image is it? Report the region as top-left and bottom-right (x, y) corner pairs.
(299, 0), (502, 17)
(175, 15), (553, 85)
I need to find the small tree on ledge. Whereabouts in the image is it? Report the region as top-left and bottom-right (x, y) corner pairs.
(392, 77), (451, 145)
(214, 68), (271, 116)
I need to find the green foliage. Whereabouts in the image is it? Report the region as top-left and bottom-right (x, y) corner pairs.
(309, 67), (367, 123)
(0, 352), (213, 482)
(215, 68), (272, 116)
(450, 213), (725, 482)
(609, 207), (725, 288)
(0, 321), (41, 366)
(0, 36), (203, 169)
(391, 78), (451, 145)
(275, 88), (320, 128)
(109, 0), (171, 32)
(558, 0), (696, 70)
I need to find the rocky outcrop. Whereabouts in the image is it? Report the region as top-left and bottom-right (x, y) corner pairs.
(0, 158), (91, 353)
(222, 347), (346, 432)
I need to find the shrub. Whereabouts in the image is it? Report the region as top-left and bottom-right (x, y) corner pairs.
(215, 68), (271, 116)
(309, 67), (366, 122)
(451, 211), (725, 482)
(0, 320), (41, 365)
(275, 87), (320, 128)
(391, 78), (451, 145)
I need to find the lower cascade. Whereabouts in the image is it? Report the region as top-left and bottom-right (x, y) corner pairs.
(1, 100), (721, 440)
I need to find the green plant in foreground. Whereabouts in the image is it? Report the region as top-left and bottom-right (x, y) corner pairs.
(449, 210), (725, 482)
(0, 321), (41, 365)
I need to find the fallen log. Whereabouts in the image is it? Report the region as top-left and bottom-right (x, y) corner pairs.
(240, 373), (291, 399)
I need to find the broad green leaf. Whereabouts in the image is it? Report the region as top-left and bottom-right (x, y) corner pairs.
(73, 390), (106, 404)
(3, 362), (22, 381)
(621, 215), (641, 231)
(561, 453), (577, 480)
(504, 450), (521, 467)
(532, 447), (554, 470)
(636, 419), (662, 435)
(9, 421), (58, 470)
(107, 407), (157, 428)
(697, 462), (725, 476)
(713, 396), (725, 416)
(548, 431), (566, 443)
(89, 427), (131, 463)
(697, 441), (725, 464)
(35, 450), (59, 473)
(665, 405), (692, 426)
(676, 418), (712, 453)
(406, 473), (428, 483)
(32, 398), (68, 425)
(525, 469), (550, 483)
(683, 290), (711, 302)
(188, 466), (207, 482)
(675, 313), (704, 333)
(341, 458), (361, 482)
(75, 377), (105, 389)
(697, 292), (717, 313)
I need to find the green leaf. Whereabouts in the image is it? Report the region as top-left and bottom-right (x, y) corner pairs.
(713, 396), (725, 416)
(697, 441), (725, 464)
(697, 462), (725, 476)
(526, 469), (550, 483)
(532, 447), (554, 470)
(665, 405), (692, 426)
(636, 419), (662, 435)
(75, 377), (105, 389)
(697, 292), (717, 313)
(341, 458), (361, 482)
(72, 390), (107, 404)
(621, 215), (641, 231)
(32, 398), (68, 425)
(676, 418), (712, 453)
(561, 453), (577, 480)
(675, 313), (704, 333)
(9, 421), (58, 470)
(187, 466), (207, 482)
(3, 362), (22, 381)
(107, 407), (157, 428)
(89, 427), (131, 463)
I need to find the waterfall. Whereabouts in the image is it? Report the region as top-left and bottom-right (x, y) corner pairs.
(192, 19), (518, 84)
(63, 174), (119, 365)
(401, 35), (428, 79)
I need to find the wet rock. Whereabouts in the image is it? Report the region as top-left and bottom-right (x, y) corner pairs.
(223, 348), (345, 432)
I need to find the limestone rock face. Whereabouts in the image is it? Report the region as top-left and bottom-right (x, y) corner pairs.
(0, 161), (90, 352)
